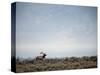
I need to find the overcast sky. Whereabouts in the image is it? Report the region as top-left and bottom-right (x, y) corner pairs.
(16, 2), (97, 58)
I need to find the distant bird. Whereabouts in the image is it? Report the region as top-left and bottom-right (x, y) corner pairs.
(36, 52), (47, 61)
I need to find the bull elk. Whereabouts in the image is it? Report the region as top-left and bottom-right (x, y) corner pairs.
(36, 52), (47, 61)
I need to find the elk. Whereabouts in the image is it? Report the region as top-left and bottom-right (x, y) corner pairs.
(36, 52), (47, 61)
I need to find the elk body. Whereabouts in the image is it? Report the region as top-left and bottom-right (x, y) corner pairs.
(36, 52), (47, 61)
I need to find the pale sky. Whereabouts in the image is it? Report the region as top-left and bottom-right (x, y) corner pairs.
(16, 2), (97, 58)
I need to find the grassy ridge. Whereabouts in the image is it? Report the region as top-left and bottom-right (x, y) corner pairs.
(16, 56), (97, 73)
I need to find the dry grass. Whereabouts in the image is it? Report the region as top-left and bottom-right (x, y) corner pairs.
(16, 56), (97, 73)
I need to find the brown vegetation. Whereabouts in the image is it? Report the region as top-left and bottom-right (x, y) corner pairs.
(16, 56), (97, 73)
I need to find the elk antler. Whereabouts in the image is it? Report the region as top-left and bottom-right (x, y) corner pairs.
(40, 52), (43, 54)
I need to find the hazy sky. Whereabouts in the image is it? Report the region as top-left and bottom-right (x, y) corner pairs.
(16, 2), (97, 58)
